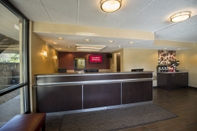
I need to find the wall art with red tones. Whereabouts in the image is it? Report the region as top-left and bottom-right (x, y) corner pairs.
(158, 50), (176, 66)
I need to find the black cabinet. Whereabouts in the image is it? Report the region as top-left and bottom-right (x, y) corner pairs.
(122, 81), (152, 104)
(157, 72), (188, 89)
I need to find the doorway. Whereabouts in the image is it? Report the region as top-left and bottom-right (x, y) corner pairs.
(116, 53), (120, 72)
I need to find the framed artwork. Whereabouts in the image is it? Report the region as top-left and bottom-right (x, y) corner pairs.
(74, 58), (85, 70)
(158, 50), (176, 66)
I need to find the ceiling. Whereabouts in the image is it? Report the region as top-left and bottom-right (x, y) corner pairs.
(0, 3), (19, 54)
(6, 0), (197, 52)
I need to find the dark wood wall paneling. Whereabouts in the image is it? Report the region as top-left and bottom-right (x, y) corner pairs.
(58, 52), (110, 70)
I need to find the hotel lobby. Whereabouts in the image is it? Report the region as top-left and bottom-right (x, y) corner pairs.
(0, 0), (197, 130)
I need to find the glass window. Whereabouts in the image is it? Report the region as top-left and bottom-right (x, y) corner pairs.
(0, 3), (22, 90)
(0, 1), (29, 127)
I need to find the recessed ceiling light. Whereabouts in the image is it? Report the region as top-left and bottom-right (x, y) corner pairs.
(130, 42), (134, 44)
(14, 24), (19, 30)
(53, 42), (57, 44)
(178, 48), (181, 50)
(170, 11), (191, 22)
(109, 40), (113, 43)
(85, 39), (90, 42)
(67, 46), (70, 48)
(75, 44), (106, 52)
(118, 45), (122, 48)
(100, 0), (122, 13)
(58, 48), (61, 49)
(164, 48), (167, 50)
(58, 37), (63, 40)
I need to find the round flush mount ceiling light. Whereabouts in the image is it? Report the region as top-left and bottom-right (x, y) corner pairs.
(170, 11), (191, 22)
(58, 37), (63, 40)
(85, 39), (90, 42)
(101, 0), (122, 13)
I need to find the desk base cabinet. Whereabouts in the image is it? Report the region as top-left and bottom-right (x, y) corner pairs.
(157, 72), (188, 90)
(122, 81), (152, 104)
(34, 72), (153, 113)
(83, 83), (121, 109)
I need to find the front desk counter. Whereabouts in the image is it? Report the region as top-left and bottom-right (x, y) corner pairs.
(33, 71), (153, 113)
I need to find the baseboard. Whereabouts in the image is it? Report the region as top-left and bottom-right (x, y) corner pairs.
(188, 86), (197, 89)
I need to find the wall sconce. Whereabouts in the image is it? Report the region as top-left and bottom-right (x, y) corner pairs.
(53, 56), (57, 59)
(43, 51), (47, 57)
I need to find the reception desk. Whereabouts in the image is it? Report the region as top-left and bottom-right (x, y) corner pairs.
(33, 71), (153, 113)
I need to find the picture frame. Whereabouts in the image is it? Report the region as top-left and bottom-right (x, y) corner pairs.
(74, 57), (86, 70)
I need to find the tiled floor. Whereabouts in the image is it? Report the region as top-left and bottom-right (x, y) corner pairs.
(121, 87), (197, 131)
(1, 87), (197, 131)
(46, 87), (197, 131)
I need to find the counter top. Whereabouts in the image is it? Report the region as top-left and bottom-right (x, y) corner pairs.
(35, 71), (153, 78)
(157, 71), (188, 74)
(34, 71), (153, 86)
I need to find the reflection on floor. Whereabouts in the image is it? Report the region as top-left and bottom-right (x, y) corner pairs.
(0, 95), (20, 127)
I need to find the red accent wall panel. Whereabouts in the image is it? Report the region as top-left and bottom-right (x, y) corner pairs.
(58, 52), (110, 70)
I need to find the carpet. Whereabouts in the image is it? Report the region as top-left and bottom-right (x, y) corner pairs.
(60, 104), (177, 131)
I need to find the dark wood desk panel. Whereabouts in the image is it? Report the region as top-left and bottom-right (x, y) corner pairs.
(83, 83), (121, 108)
(36, 85), (82, 112)
(122, 81), (152, 104)
(157, 72), (188, 89)
(34, 71), (153, 113)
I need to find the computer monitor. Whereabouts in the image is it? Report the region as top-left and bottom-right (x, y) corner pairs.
(84, 68), (99, 73)
(131, 68), (144, 72)
(58, 68), (67, 73)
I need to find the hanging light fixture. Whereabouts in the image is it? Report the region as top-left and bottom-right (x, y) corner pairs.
(100, 0), (122, 13)
(170, 11), (191, 22)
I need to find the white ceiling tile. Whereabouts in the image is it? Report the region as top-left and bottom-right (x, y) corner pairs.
(155, 16), (197, 43)
(2, 0), (196, 52)
(78, 0), (107, 26)
(10, 0), (51, 22)
(100, 0), (154, 28)
(121, 0), (197, 32)
(41, 0), (78, 24)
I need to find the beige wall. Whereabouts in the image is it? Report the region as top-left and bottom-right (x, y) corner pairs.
(30, 33), (58, 83)
(29, 22), (58, 112)
(122, 48), (158, 72)
(111, 47), (197, 88)
(177, 44), (197, 88)
(121, 48), (158, 86)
